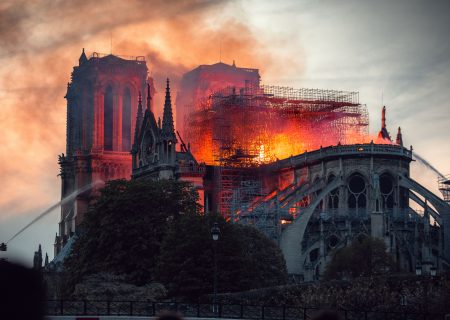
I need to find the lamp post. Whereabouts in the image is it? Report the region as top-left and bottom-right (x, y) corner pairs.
(211, 223), (221, 314)
(415, 264), (422, 276)
(430, 265), (437, 277)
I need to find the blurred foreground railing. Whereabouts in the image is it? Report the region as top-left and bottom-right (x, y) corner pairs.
(46, 300), (448, 320)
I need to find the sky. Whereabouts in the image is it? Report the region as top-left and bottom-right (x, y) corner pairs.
(0, 0), (449, 265)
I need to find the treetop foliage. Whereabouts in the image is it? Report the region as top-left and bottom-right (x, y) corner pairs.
(324, 236), (395, 280)
(157, 213), (288, 298)
(63, 178), (288, 299)
(64, 179), (200, 289)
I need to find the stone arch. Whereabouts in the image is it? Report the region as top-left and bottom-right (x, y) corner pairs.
(302, 242), (326, 281)
(327, 233), (341, 250)
(398, 175), (447, 224)
(140, 127), (156, 166)
(103, 85), (114, 151)
(101, 79), (121, 93)
(327, 173), (339, 210)
(345, 169), (369, 183)
(379, 172), (395, 209)
(326, 171), (338, 181)
(120, 80), (138, 134)
(122, 86), (132, 151)
(346, 172), (368, 216)
(312, 175), (323, 209)
(280, 177), (344, 274)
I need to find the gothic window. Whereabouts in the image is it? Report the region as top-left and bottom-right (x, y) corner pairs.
(168, 140), (173, 157)
(122, 87), (132, 152)
(309, 248), (319, 262)
(141, 130), (155, 164)
(104, 85), (114, 151)
(328, 174), (339, 209)
(380, 173), (394, 209)
(347, 173), (367, 215)
(327, 234), (340, 249)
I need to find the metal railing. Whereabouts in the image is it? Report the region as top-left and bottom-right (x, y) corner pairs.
(267, 143), (413, 171)
(178, 164), (206, 174)
(90, 52), (146, 61)
(46, 300), (448, 320)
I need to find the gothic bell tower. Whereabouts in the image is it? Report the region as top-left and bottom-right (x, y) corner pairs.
(55, 49), (151, 255)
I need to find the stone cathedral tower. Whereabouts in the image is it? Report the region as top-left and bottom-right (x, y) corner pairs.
(55, 50), (152, 255)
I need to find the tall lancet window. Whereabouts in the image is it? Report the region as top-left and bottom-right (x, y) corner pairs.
(122, 87), (132, 151)
(104, 85), (114, 151)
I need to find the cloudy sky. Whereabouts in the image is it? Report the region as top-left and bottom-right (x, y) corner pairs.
(0, 0), (449, 264)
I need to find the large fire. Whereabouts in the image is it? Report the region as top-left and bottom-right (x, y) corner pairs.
(183, 83), (373, 166)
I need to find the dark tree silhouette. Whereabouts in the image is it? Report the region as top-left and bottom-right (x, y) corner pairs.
(324, 236), (395, 280)
(156, 213), (288, 299)
(64, 179), (200, 293)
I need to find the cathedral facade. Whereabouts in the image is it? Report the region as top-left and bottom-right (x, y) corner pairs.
(55, 51), (151, 254)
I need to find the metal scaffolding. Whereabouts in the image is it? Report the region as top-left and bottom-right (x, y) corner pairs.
(184, 83), (369, 217)
(438, 175), (450, 204)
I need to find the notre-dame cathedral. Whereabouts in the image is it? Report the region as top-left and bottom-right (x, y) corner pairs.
(54, 49), (449, 279)
(55, 50), (203, 255)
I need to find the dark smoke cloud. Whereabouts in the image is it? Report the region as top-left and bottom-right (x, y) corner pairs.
(0, 0), (291, 223)
(0, 0), (302, 266)
(0, 0), (228, 58)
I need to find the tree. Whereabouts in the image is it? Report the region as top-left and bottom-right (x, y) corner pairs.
(324, 236), (394, 280)
(156, 213), (288, 299)
(64, 179), (200, 294)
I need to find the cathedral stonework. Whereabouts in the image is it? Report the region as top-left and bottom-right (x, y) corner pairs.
(55, 51), (151, 255)
(131, 79), (205, 200)
(54, 50), (450, 279)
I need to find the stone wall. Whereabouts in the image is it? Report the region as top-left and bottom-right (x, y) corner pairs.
(207, 274), (450, 313)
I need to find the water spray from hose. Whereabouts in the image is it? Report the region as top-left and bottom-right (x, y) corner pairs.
(5, 180), (103, 244)
(413, 153), (445, 179)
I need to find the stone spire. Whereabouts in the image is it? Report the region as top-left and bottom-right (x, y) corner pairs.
(132, 91), (143, 153)
(79, 48), (88, 65)
(396, 127), (403, 146)
(377, 106), (391, 141)
(44, 253), (49, 267)
(33, 244), (43, 270)
(161, 78), (177, 141)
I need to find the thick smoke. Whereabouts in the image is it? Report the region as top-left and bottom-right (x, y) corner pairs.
(0, 0), (295, 221)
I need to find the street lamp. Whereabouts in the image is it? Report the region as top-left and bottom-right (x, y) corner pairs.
(211, 223), (221, 314)
(430, 266), (437, 277)
(415, 264), (422, 276)
(211, 223), (220, 241)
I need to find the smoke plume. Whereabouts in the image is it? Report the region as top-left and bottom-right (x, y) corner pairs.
(0, 0), (297, 222)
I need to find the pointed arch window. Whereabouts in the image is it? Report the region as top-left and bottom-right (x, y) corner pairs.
(327, 174), (339, 210)
(104, 85), (114, 151)
(122, 87), (132, 151)
(347, 173), (367, 216)
(380, 173), (395, 209)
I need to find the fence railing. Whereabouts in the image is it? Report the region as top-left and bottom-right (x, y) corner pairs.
(46, 300), (448, 320)
(267, 143), (413, 171)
